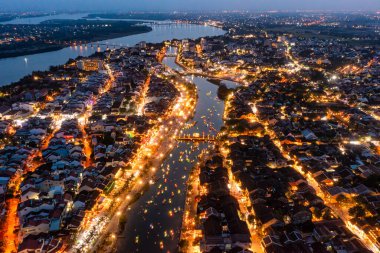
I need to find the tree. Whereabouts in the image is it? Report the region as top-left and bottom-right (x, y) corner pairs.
(67, 58), (76, 65)
(102, 133), (115, 145)
(354, 195), (372, 210)
(349, 205), (366, 218)
(231, 119), (250, 133)
(118, 215), (127, 233)
(178, 239), (188, 249)
(363, 175), (380, 189)
(309, 70), (326, 82)
(235, 124), (245, 133)
(248, 214), (255, 224)
(322, 208), (332, 220)
(217, 84), (233, 100)
(336, 194), (348, 203)
(314, 208), (322, 219)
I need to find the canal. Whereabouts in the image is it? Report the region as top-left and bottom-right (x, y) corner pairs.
(116, 56), (238, 252)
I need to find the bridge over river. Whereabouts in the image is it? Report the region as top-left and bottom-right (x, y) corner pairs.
(176, 133), (217, 142)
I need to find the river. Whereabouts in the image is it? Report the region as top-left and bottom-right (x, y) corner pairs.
(115, 56), (238, 252)
(0, 14), (224, 86)
(0, 13), (88, 25)
(1, 13), (230, 252)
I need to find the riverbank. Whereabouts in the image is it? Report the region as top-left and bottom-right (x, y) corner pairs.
(0, 23), (224, 86)
(86, 13), (174, 21)
(174, 51), (244, 85)
(113, 56), (226, 253)
(0, 13), (50, 23)
(0, 20), (152, 59)
(86, 68), (198, 253)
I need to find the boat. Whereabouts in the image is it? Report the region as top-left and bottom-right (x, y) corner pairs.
(184, 121), (197, 128)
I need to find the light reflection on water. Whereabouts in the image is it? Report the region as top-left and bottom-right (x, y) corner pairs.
(117, 59), (225, 253)
(0, 15), (228, 251)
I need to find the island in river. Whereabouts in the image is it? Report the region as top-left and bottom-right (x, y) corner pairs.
(0, 12), (50, 23)
(0, 19), (152, 59)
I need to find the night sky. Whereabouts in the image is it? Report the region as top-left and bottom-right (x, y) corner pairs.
(1, 0), (379, 11)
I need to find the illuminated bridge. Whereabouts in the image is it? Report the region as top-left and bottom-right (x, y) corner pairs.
(176, 133), (217, 142)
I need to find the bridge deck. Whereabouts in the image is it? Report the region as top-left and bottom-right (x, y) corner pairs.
(176, 137), (216, 142)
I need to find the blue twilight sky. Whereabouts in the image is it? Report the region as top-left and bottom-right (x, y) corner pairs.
(0, 0), (379, 12)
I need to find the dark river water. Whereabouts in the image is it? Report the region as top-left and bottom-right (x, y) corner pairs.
(1, 14), (230, 252)
(116, 56), (238, 253)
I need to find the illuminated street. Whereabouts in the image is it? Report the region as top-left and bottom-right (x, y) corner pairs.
(0, 8), (379, 253)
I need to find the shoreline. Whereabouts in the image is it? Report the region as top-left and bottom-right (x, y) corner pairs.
(0, 28), (152, 60)
(0, 13), (51, 23)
